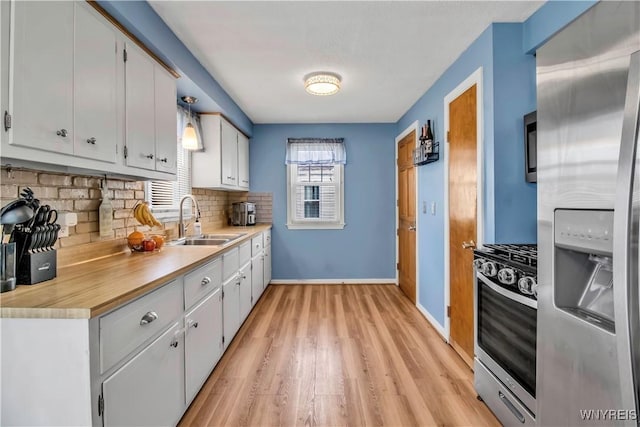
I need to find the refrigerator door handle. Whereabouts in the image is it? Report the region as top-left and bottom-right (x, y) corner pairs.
(614, 49), (640, 416)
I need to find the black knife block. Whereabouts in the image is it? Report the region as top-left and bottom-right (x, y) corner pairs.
(17, 249), (57, 285)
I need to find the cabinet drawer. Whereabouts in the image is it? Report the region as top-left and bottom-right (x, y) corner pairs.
(222, 247), (239, 281)
(239, 240), (251, 266)
(251, 235), (263, 256)
(184, 258), (221, 310)
(100, 280), (182, 373)
(263, 229), (271, 247)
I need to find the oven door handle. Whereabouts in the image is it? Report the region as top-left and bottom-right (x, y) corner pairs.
(478, 274), (537, 309)
(498, 391), (526, 424)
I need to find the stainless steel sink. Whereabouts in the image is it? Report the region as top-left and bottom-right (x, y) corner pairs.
(182, 238), (229, 246)
(166, 232), (247, 247)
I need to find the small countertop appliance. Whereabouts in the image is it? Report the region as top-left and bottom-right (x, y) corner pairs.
(232, 202), (256, 226)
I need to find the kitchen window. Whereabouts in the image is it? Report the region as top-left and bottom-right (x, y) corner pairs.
(146, 107), (202, 219)
(286, 138), (346, 229)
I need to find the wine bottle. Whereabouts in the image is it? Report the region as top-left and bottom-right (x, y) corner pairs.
(425, 120), (434, 154)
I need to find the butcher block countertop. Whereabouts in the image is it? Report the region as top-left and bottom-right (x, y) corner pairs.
(0, 224), (271, 319)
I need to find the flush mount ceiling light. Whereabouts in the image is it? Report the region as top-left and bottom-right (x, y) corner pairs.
(304, 72), (341, 96)
(181, 96), (199, 150)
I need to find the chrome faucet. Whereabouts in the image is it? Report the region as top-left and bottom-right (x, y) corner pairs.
(178, 194), (201, 239)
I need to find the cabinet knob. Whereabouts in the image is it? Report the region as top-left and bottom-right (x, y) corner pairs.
(201, 277), (211, 286)
(158, 157), (168, 163)
(169, 340), (179, 348)
(139, 311), (158, 325)
(146, 154), (154, 159)
(56, 129), (68, 138)
(87, 137), (96, 145)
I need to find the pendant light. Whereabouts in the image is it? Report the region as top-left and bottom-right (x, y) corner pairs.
(181, 96), (199, 150)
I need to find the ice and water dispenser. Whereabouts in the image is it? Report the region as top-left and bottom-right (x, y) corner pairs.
(554, 210), (615, 333)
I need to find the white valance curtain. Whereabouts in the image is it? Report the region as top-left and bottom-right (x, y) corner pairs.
(285, 138), (346, 165)
(177, 105), (203, 150)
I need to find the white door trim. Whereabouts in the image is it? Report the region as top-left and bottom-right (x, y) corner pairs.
(443, 67), (484, 340)
(394, 121), (419, 297)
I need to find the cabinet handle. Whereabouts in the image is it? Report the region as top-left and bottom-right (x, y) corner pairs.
(201, 276), (211, 286)
(145, 154), (154, 159)
(189, 321), (199, 329)
(170, 340), (179, 348)
(158, 157), (168, 163)
(139, 311), (158, 325)
(86, 137), (96, 145)
(56, 129), (68, 137)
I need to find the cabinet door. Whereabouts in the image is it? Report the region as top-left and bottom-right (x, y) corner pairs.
(251, 254), (264, 304)
(263, 245), (272, 289)
(10, 1), (74, 154)
(220, 119), (237, 186)
(185, 288), (223, 403)
(238, 132), (250, 188)
(222, 274), (240, 348)
(154, 66), (177, 174)
(124, 43), (156, 170)
(1, 1), (9, 148)
(239, 262), (252, 322)
(73, 4), (117, 163)
(102, 323), (184, 427)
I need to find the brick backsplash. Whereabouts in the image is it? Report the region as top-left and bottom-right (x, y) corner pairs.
(0, 167), (273, 254)
(1, 167), (273, 253)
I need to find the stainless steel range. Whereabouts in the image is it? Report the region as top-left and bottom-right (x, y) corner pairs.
(473, 244), (537, 425)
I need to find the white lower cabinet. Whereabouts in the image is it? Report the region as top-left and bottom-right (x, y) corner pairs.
(263, 244), (272, 290)
(102, 322), (184, 427)
(251, 253), (264, 303)
(239, 261), (252, 321)
(185, 287), (223, 403)
(222, 273), (240, 349)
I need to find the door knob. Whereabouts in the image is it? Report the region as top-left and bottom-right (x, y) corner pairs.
(462, 240), (476, 250)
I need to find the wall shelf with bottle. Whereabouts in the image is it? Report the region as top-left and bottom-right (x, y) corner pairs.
(413, 119), (439, 165)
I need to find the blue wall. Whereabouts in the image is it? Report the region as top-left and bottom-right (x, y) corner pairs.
(397, 25), (496, 325)
(522, 1), (597, 54)
(98, 1), (253, 135)
(250, 124), (397, 280)
(492, 24), (537, 242)
(397, 4), (597, 329)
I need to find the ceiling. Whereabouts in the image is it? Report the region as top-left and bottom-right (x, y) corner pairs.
(150, 1), (542, 124)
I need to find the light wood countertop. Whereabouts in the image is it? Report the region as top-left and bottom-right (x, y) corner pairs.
(0, 224), (271, 319)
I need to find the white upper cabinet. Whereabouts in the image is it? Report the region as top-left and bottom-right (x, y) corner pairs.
(193, 115), (250, 191)
(238, 132), (250, 188)
(10, 1), (74, 155)
(124, 42), (177, 174)
(124, 43), (156, 171)
(1, 2), (177, 180)
(1, 1), (10, 148)
(74, 4), (118, 163)
(221, 119), (238, 186)
(154, 66), (178, 174)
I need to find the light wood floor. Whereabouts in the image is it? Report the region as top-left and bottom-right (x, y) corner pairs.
(179, 284), (499, 427)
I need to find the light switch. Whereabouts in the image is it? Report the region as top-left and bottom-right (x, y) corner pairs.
(431, 202), (436, 215)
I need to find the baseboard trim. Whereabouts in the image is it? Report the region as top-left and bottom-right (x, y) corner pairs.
(270, 279), (397, 285)
(417, 303), (448, 342)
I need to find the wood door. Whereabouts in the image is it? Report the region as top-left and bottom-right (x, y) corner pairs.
(398, 131), (416, 304)
(448, 85), (478, 367)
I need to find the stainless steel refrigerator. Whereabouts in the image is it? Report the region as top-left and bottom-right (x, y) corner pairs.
(537, 2), (640, 426)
